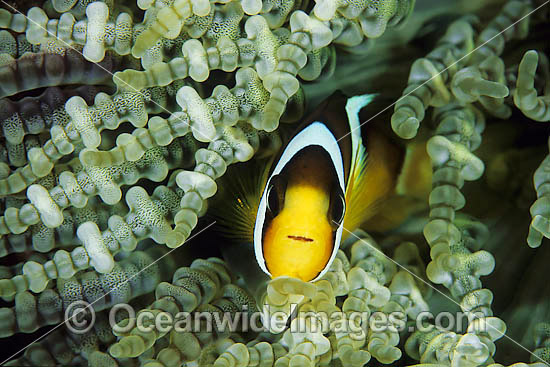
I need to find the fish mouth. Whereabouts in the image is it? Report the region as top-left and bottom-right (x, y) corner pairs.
(287, 235), (314, 242)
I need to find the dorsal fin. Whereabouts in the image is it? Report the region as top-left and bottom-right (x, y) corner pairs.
(342, 94), (382, 235)
(345, 94), (377, 180)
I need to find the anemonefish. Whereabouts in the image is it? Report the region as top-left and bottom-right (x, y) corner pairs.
(214, 92), (431, 282)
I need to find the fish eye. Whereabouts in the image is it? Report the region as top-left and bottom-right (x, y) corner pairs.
(266, 174), (286, 217)
(330, 185), (346, 228)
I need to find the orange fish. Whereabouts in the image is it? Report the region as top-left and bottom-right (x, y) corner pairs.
(215, 93), (431, 282)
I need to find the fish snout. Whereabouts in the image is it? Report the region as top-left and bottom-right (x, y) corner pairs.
(287, 235), (314, 242)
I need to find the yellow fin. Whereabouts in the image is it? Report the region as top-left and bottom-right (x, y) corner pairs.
(343, 142), (371, 235)
(362, 195), (426, 232)
(395, 140), (432, 200)
(343, 126), (403, 236)
(210, 158), (272, 243)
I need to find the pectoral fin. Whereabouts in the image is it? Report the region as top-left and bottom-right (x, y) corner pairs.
(211, 158), (272, 243)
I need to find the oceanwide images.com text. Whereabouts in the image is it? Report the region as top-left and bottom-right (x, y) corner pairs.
(64, 300), (488, 338)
